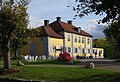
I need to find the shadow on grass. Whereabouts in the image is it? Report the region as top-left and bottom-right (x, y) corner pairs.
(23, 60), (80, 65)
(59, 73), (120, 82)
(115, 59), (120, 63)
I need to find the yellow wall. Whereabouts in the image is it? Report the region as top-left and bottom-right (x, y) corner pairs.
(49, 37), (63, 57)
(65, 32), (92, 57)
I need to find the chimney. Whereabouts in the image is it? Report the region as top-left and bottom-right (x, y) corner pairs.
(77, 27), (81, 33)
(44, 20), (49, 26)
(67, 20), (72, 24)
(56, 17), (61, 21)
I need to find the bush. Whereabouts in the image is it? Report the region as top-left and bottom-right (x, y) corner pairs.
(57, 52), (74, 62)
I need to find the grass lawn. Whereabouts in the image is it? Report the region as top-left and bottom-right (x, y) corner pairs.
(0, 66), (120, 82)
(0, 59), (120, 82)
(0, 60), (18, 65)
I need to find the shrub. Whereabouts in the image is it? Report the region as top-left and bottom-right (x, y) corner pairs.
(57, 52), (74, 62)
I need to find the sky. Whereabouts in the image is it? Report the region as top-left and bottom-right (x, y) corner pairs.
(27, 0), (106, 39)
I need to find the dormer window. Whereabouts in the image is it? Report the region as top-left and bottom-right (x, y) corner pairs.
(77, 27), (81, 33)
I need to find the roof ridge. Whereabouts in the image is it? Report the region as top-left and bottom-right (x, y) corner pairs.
(58, 21), (65, 31)
(44, 26), (49, 35)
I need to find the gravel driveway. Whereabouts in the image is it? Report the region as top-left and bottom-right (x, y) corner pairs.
(77, 59), (120, 72)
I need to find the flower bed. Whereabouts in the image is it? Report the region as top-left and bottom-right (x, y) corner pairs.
(57, 52), (74, 62)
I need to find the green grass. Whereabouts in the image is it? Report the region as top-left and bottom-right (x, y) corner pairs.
(0, 66), (120, 82)
(0, 60), (18, 65)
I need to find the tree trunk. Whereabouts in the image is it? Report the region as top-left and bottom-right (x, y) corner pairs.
(3, 50), (11, 69)
(3, 39), (11, 69)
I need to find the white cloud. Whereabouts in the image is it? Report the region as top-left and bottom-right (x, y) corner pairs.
(85, 19), (106, 39)
(28, 15), (43, 28)
(27, 0), (73, 27)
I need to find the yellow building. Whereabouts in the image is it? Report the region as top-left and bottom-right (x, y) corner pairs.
(20, 17), (104, 59)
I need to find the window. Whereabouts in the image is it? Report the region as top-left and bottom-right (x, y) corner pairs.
(68, 47), (71, 53)
(96, 50), (97, 53)
(82, 48), (85, 53)
(99, 50), (102, 56)
(88, 49), (90, 53)
(75, 48), (78, 53)
(67, 34), (70, 41)
(51, 46), (56, 52)
(100, 50), (102, 54)
(87, 38), (90, 44)
(93, 49), (95, 53)
(78, 36), (81, 43)
(82, 37), (84, 43)
(75, 36), (77, 42)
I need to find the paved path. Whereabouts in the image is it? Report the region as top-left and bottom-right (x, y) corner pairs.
(1, 59), (119, 72)
(76, 59), (120, 72)
(26, 59), (120, 72)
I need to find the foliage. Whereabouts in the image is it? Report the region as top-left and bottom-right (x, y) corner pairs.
(0, 0), (30, 69)
(11, 28), (32, 57)
(103, 22), (120, 58)
(57, 52), (74, 62)
(71, 0), (120, 23)
(0, 66), (120, 82)
(93, 38), (114, 58)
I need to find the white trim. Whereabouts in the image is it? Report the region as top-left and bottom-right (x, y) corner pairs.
(72, 33), (74, 57)
(48, 37), (50, 55)
(63, 32), (66, 52)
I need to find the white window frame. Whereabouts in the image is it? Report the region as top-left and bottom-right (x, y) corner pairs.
(82, 37), (84, 43)
(75, 48), (78, 53)
(67, 34), (70, 41)
(78, 36), (81, 43)
(75, 36), (77, 42)
(87, 38), (90, 44)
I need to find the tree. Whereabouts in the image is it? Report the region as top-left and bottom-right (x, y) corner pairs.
(70, 0), (120, 23)
(0, 0), (30, 69)
(11, 28), (31, 58)
(103, 22), (120, 58)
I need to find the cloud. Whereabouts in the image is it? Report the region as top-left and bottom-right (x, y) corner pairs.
(28, 15), (43, 28)
(27, 0), (73, 27)
(85, 19), (106, 39)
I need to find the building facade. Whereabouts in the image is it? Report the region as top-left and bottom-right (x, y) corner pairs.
(20, 17), (104, 59)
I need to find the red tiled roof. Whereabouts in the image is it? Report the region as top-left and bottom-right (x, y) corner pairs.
(37, 26), (63, 39)
(38, 19), (92, 38)
(50, 20), (93, 37)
